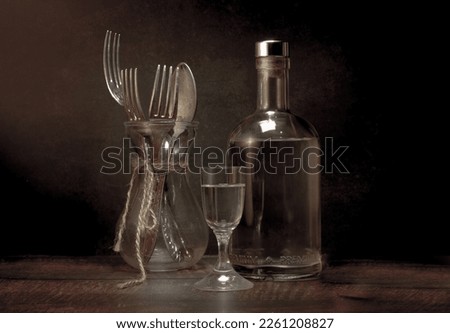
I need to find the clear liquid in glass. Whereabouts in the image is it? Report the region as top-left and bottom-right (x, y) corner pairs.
(228, 137), (321, 280)
(195, 177), (253, 291)
(201, 184), (245, 231)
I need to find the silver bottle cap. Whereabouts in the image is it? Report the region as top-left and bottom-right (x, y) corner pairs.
(255, 40), (289, 57)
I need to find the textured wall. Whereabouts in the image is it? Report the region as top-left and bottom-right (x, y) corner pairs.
(0, 0), (445, 262)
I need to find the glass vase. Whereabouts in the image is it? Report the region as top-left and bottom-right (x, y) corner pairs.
(115, 120), (208, 272)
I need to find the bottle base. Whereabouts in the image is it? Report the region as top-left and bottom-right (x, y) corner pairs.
(233, 262), (322, 281)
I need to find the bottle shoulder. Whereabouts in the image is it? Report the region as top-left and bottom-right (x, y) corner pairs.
(229, 110), (318, 142)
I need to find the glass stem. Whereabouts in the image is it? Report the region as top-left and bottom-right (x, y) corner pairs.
(213, 230), (233, 272)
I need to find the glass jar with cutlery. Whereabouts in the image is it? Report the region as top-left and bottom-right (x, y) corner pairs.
(103, 31), (208, 277)
(116, 120), (208, 272)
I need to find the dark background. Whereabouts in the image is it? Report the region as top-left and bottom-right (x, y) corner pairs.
(0, 0), (445, 262)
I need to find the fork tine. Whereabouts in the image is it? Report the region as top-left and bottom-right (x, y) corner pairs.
(127, 69), (135, 118)
(156, 65), (167, 117)
(167, 65), (179, 119)
(148, 65), (161, 117)
(103, 31), (113, 89)
(103, 30), (124, 106)
(121, 69), (129, 117)
(131, 68), (145, 120)
(161, 66), (173, 118)
(148, 65), (161, 118)
(112, 32), (121, 89)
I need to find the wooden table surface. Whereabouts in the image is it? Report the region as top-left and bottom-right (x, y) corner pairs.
(1, 256), (449, 312)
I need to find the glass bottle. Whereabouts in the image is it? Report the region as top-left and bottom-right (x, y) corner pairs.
(227, 40), (322, 280)
(117, 120), (209, 272)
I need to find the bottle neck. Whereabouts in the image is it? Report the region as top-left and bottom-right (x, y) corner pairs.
(256, 57), (290, 112)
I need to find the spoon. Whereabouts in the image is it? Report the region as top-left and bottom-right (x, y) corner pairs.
(160, 62), (197, 262)
(170, 62), (197, 137)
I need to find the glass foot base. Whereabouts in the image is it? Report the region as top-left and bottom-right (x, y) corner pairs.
(194, 269), (254, 292)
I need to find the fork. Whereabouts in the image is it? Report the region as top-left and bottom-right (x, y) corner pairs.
(147, 64), (191, 262)
(103, 31), (123, 106)
(121, 68), (145, 120)
(148, 64), (179, 119)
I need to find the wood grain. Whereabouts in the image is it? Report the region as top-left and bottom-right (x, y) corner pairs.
(1, 257), (449, 312)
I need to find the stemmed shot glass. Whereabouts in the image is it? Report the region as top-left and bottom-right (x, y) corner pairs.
(194, 166), (254, 291)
